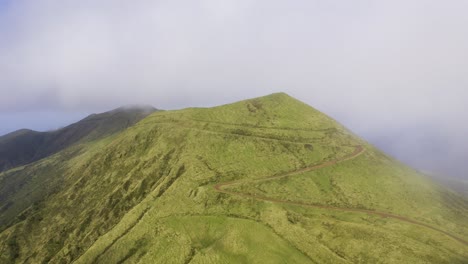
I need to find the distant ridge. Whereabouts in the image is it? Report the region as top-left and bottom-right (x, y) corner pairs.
(0, 106), (157, 172)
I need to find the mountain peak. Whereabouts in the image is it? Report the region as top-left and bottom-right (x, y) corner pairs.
(113, 105), (157, 113)
(247, 92), (310, 111)
(251, 92), (296, 102)
(194, 92), (328, 131)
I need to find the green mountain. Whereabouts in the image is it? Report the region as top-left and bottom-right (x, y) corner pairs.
(0, 106), (156, 172)
(0, 93), (467, 264)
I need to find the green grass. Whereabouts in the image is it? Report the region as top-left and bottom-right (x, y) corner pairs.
(0, 93), (467, 263)
(83, 215), (314, 264)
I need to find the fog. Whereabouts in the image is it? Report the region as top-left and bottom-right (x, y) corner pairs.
(0, 0), (467, 179)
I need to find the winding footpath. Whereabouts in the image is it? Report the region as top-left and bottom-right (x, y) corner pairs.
(214, 145), (468, 246)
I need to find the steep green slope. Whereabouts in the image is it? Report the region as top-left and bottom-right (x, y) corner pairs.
(0, 106), (156, 172)
(0, 93), (467, 264)
(0, 106), (156, 233)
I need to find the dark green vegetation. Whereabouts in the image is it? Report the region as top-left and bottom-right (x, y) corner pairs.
(0, 93), (467, 263)
(0, 106), (156, 172)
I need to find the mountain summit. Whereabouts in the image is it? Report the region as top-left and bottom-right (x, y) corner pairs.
(0, 93), (467, 263)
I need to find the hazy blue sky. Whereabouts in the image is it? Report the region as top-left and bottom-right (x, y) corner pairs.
(0, 1), (467, 179)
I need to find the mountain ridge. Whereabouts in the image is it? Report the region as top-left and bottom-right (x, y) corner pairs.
(0, 105), (157, 172)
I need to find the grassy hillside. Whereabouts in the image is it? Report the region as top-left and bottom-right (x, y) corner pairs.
(0, 106), (156, 235)
(0, 93), (467, 263)
(0, 106), (156, 172)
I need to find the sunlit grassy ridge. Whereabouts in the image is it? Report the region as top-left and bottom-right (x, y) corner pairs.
(1, 93), (467, 263)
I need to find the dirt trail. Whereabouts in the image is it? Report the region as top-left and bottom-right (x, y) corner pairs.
(213, 145), (468, 246)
